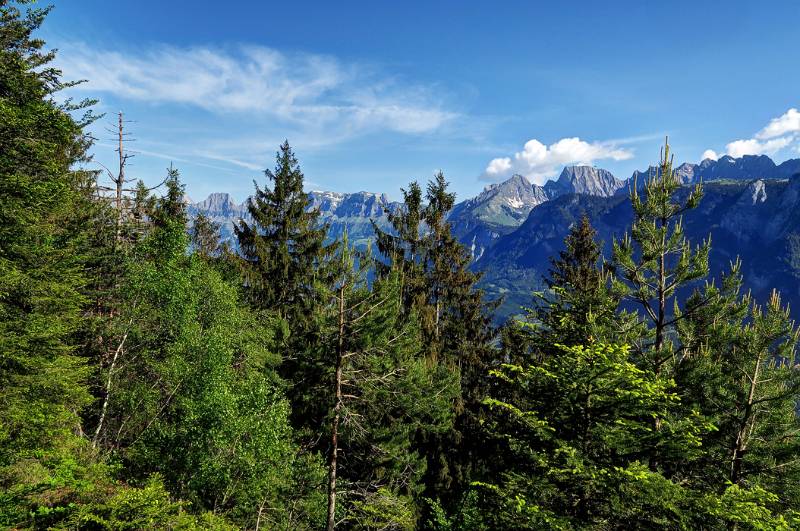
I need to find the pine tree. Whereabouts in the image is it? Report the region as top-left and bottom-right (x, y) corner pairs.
(235, 140), (329, 320)
(611, 138), (709, 376)
(675, 264), (800, 516)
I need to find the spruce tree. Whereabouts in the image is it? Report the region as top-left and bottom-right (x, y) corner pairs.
(235, 141), (329, 320)
(508, 215), (641, 361)
(0, 1), (98, 523)
(373, 180), (426, 316)
(545, 214), (612, 334)
(459, 340), (800, 529)
(319, 234), (457, 529)
(190, 212), (222, 259)
(374, 172), (499, 512)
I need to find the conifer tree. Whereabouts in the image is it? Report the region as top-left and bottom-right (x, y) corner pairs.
(373, 180), (426, 315)
(545, 214), (612, 334)
(507, 215), (641, 361)
(235, 141), (329, 319)
(0, 1), (99, 522)
(611, 139), (709, 376)
(374, 172), (499, 511)
(0, 8), (230, 527)
(675, 265), (800, 515)
(319, 234), (457, 529)
(459, 337), (799, 530)
(190, 212), (222, 259)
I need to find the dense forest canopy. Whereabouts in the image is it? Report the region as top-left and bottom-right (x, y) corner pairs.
(1, 2), (799, 529)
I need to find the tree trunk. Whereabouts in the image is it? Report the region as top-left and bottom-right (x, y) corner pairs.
(730, 351), (762, 485)
(115, 111), (125, 245)
(655, 229), (666, 362)
(327, 285), (346, 531)
(92, 329), (128, 447)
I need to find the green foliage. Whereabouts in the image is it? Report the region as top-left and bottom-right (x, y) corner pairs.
(677, 277), (800, 509)
(347, 488), (416, 531)
(468, 343), (711, 528)
(89, 171), (324, 528)
(235, 140), (329, 319)
(190, 212), (222, 259)
(0, 1), (101, 525)
(68, 475), (237, 531)
(611, 139), (710, 373)
(4, 7), (800, 529)
(318, 235), (458, 527)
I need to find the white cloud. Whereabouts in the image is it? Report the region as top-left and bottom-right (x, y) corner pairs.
(717, 108), (800, 159)
(481, 137), (633, 184)
(726, 136), (794, 158)
(57, 42), (456, 137)
(755, 108), (800, 140)
(701, 149), (719, 161)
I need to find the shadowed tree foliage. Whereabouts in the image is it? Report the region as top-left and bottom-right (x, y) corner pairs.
(234, 141), (336, 450)
(318, 234), (457, 530)
(373, 180), (427, 319)
(235, 140), (329, 320)
(191, 212), (222, 259)
(373, 172), (499, 515)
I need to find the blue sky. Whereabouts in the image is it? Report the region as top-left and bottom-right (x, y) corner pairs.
(46, 0), (800, 202)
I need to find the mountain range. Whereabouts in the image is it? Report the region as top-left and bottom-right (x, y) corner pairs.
(188, 154), (800, 322)
(186, 190), (400, 249)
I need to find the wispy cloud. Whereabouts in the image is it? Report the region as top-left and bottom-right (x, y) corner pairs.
(93, 142), (242, 175)
(705, 108), (800, 159)
(58, 42), (457, 139)
(481, 137), (634, 184)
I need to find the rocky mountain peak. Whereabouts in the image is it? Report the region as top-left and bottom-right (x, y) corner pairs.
(546, 166), (624, 197)
(698, 154), (778, 181)
(471, 174), (548, 212)
(194, 192), (243, 217)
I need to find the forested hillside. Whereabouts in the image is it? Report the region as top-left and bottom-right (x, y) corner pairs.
(2, 3), (800, 529)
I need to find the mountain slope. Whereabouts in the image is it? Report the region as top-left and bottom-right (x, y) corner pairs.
(187, 154), (800, 322)
(448, 174), (550, 259)
(476, 176), (800, 321)
(449, 167), (625, 259)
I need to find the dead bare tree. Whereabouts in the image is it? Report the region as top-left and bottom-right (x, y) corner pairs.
(88, 112), (166, 450)
(95, 111), (166, 246)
